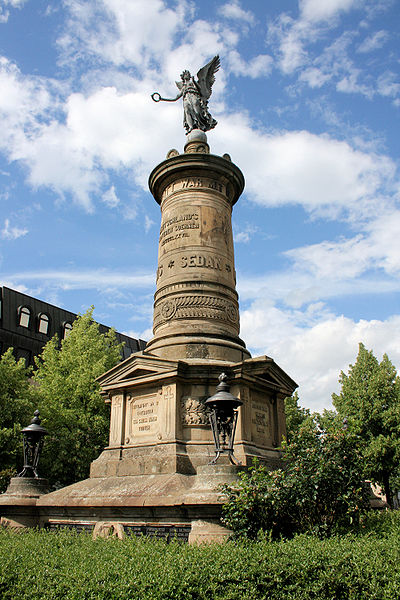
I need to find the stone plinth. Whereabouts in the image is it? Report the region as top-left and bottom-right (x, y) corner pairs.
(0, 477), (50, 528)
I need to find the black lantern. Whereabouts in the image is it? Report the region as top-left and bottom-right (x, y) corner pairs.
(205, 373), (243, 465)
(18, 410), (48, 478)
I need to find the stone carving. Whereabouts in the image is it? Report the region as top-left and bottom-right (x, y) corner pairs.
(181, 396), (209, 425)
(154, 295), (239, 328)
(92, 521), (125, 540)
(151, 56), (220, 134)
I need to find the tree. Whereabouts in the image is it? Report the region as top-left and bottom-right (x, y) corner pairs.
(221, 414), (368, 539)
(333, 343), (400, 507)
(0, 348), (35, 491)
(284, 391), (310, 442)
(33, 307), (123, 487)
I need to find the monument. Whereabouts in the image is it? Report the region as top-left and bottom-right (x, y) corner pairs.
(1, 57), (297, 541)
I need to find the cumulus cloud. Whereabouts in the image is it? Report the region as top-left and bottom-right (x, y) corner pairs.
(240, 300), (400, 412)
(214, 124), (396, 220)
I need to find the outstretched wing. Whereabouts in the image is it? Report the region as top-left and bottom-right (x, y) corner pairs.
(196, 55), (220, 100)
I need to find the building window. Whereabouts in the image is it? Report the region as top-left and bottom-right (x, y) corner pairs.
(18, 306), (31, 328)
(38, 313), (50, 335)
(63, 322), (73, 338)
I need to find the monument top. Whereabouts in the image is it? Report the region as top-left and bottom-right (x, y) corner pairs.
(151, 55), (220, 135)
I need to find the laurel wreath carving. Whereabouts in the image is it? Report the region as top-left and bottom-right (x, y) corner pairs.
(154, 294), (239, 327)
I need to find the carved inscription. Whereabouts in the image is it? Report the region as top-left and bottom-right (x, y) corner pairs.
(181, 255), (222, 270)
(251, 400), (270, 446)
(131, 396), (159, 436)
(160, 213), (199, 247)
(162, 178), (225, 201)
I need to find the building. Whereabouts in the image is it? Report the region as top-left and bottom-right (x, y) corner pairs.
(0, 286), (146, 366)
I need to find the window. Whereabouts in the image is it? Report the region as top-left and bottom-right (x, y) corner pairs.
(63, 322), (73, 339)
(38, 313), (50, 335)
(18, 306), (31, 328)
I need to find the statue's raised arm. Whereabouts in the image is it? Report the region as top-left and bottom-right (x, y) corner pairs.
(151, 55), (220, 135)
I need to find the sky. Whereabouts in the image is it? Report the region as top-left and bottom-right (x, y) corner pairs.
(0, 0), (399, 412)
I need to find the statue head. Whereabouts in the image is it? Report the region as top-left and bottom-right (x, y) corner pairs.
(180, 70), (191, 82)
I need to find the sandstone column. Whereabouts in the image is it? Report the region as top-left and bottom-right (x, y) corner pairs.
(145, 130), (250, 363)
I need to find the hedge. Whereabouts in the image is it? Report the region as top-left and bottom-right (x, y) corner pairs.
(0, 511), (400, 600)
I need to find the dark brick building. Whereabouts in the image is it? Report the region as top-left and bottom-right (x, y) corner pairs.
(0, 286), (146, 366)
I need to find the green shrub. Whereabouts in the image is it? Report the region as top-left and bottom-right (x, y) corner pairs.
(0, 514), (400, 600)
(222, 416), (370, 539)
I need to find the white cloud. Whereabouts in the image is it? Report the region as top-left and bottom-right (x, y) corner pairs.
(357, 29), (388, 53)
(299, 0), (359, 23)
(5, 269), (154, 289)
(218, 1), (255, 25)
(1, 218), (28, 240)
(234, 223), (258, 244)
(228, 50), (273, 78)
(144, 215), (155, 233)
(377, 71), (400, 99)
(102, 185), (119, 208)
(0, 0), (27, 23)
(214, 125), (395, 220)
(240, 300), (400, 412)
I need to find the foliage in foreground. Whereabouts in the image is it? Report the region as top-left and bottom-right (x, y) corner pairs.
(222, 414), (369, 539)
(1, 512), (400, 600)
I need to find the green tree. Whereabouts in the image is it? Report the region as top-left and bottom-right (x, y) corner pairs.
(333, 343), (400, 507)
(284, 391), (310, 442)
(33, 307), (123, 487)
(0, 348), (35, 491)
(222, 414), (368, 539)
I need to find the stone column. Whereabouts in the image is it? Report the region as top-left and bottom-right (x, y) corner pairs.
(146, 130), (250, 363)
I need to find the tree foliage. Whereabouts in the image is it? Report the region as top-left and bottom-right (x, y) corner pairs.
(0, 348), (35, 491)
(222, 414), (369, 539)
(33, 307), (123, 487)
(332, 343), (400, 506)
(284, 391), (310, 442)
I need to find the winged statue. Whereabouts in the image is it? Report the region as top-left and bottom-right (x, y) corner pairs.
(151, 56), (220, 134)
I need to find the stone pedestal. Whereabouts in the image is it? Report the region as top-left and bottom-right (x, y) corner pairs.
(0, 477), (49, 528)
(2, 132), (297, 541)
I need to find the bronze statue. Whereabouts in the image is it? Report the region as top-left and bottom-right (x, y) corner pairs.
(151, 55), (220, 134)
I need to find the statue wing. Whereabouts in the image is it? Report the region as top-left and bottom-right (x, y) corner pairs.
(175, 80), (183, 91)
(196, 55), (220, 100)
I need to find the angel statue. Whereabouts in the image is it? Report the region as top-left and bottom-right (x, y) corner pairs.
(151, 55), (220, 134)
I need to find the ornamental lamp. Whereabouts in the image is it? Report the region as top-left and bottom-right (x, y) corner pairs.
(205, 373), (243, 465)
(18, 410), (48, 478)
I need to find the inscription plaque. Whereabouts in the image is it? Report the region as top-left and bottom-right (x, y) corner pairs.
(251, 396), (271, 446)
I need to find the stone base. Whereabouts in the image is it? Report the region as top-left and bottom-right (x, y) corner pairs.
(0, 477), (50, 528)
(0, 465), (241, 541)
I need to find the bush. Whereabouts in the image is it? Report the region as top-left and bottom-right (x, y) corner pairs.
(0, 513), (400, 600)
(222, 415), (370, 539)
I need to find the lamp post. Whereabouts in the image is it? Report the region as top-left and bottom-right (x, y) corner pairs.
(205, 373), (243, 465)
(18, 410), (48, 478)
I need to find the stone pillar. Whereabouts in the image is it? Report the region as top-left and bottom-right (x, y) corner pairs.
(145, 130), (250, 363)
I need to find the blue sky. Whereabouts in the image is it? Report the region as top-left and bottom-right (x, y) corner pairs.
(0, 0), (399, 411)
